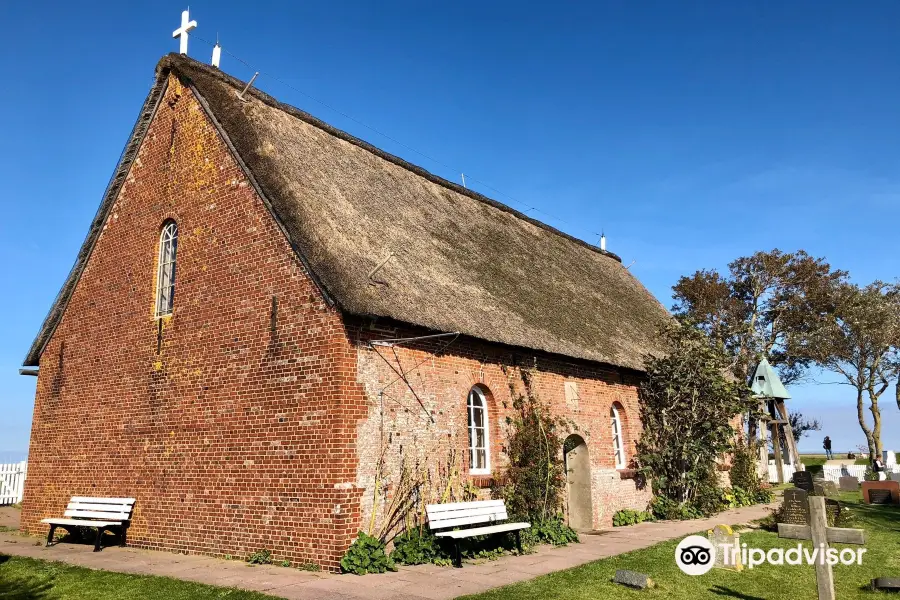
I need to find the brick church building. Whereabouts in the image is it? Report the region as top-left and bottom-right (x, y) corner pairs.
(20, 54), (668, 570)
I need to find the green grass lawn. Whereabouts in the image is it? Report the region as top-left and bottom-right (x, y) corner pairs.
(461, 492), (900, 600)
(0, 555), (275, 600)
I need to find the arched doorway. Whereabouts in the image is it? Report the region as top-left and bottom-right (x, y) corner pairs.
(564, 434), (593, 531)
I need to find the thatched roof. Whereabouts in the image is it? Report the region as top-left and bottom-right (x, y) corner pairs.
(24, 53), (668, 370)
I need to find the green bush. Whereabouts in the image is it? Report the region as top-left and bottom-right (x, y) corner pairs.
(390, 528), (447, 565)
(648, 495), (703, 521)
(491, 369), (570, 524)
(525, 516), (579, 546)
(612, 509), (654, 527)
(730, 442), (765, 495)
(340, 531), (397, 575)
(246, 549), (272, 565)
(753, 487), (774, 504)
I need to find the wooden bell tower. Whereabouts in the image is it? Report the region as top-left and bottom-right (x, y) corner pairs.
(750, 358), (799, 483)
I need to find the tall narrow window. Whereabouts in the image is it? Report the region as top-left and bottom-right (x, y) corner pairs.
(610, 405), (626, 469)
(155, 221), (178, 317)
(467, 387), (490, 474)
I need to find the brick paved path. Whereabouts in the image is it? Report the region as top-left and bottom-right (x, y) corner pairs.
(0, 503), (776, 599)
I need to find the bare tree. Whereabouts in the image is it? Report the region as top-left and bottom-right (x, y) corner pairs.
(788, 411), (821, 443)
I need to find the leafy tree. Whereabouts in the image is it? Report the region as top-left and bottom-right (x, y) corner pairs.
(801, 281), (900, 459)
(636, 322), (756, 510)
(788, 411), (821, 443)
(672, 249), (845, 385)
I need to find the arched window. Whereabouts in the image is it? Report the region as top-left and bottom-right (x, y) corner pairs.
(155, 221), (178, 317)
(610, 405), (626, 469)
(467, 387), (490, 474)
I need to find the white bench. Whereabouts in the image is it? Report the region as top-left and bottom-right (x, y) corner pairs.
(426, 499), (530, 568)
(42, 496), (135, 552)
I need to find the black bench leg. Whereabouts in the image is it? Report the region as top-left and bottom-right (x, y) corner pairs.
(46, 525), (57, 547)
(453, 539), (462, 569)
(515, 530), (523, 555)
(120, 525), (128, 547)
(94, 527), (105, 552)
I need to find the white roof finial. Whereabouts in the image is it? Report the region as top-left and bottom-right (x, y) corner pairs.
(172, 9), (198, 55)
(212, 43), (222, 68)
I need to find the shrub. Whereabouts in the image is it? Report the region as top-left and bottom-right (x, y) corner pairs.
(491, 368), (580, 548)
(492, 368), (569, 524)
(525, 516), (579, 546)
(649, 495), (703, 521)
(246, 549), (272, 565)
(390, 528), (446, 565)
(341, 531), (397, 575)
(612, 509), (654, 527)
(636, 323), (756, 516)
(730, 441), (765, 495)
(753, 488), (774, 504)
(297, 562), (321, 572)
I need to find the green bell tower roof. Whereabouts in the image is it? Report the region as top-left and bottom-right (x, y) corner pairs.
(749, 358), (791, 399)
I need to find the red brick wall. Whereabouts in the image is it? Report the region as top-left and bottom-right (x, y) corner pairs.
(21, 75), (364, 570)
(347, 318), (651, 534)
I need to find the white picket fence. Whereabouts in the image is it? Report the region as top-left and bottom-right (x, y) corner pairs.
(0, 461), (27, 505)
(767, 461), (799, 483)
(821, 464), (900, 483)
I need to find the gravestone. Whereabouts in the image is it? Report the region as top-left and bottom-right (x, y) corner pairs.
(613, 570), (655, 589)
(814, 482), (826, 496)
(782, 487), (810, 525)
(869, 489), (892, 504)
(707, 524), (742, 571)
(793, 471), (814, 492)
(823, 481), (838, 495)
(872, 577), (900, 592)
(862, 480), (900, 504)
(839, 476), (859, 491)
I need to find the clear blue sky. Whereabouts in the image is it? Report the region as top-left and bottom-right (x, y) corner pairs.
(1, 0), (898, 459)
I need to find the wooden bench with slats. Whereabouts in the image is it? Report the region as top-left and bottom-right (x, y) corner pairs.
(42, 496), (135, 552)
(425, 499), (530, 568)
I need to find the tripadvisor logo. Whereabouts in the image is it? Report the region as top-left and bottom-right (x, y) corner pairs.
(675, 532), (867, 575)
(675, 535), (715, 575)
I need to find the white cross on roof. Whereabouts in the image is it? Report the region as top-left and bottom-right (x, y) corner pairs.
(172, 9), (198, 55)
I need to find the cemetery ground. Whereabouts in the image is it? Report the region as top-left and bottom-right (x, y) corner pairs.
(0, 494), (895, 599)
(462, 492), (898, 600)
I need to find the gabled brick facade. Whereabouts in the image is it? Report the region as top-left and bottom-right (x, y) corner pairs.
(21, 74), (650, 572)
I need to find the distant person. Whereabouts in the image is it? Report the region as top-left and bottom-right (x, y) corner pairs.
(823, 436), (833, 460)
(873, 456), (886, 481)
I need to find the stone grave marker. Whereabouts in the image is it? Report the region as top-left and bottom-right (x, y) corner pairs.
(613, 570), (655, 589)
(862, 480), (900, 504)
(823, 481), (837, 495)
(782, 487), (810, 525)
(869, 489), (892, 504)
(707, 524), (742, 571)
(839, 476), (859, 491)
(793, 470), (814, 492)
(872, 577), (900, 592)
